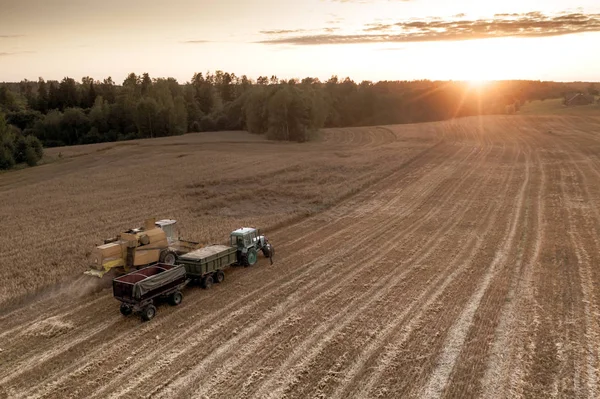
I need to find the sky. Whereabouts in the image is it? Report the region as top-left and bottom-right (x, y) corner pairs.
(1, 0), (599, 83)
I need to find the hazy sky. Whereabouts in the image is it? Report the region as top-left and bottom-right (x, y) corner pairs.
(1, 0), (599, 83)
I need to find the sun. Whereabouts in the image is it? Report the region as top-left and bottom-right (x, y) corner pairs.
(467, 79), (491, 88)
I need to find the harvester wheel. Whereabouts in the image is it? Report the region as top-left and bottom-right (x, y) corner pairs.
(246, 249), (258, 266)
(120, 303), (132, 316)
(202, 275), (214, 289)
(160, 250), (177, 265)
(141, 305), (156, 322)
(215, 270), (225, 283)
(169, 291), (183, 306)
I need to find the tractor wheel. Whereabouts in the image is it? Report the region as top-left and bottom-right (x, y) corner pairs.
(160, 250), (177, 265)
(202, 275), (214, 289)
(119, 303), (132, 316)
(215, 270), (225, 283)
(246, 248), (258, 266)
(169, 291), (183, 306)
(141, 305), (156, 322)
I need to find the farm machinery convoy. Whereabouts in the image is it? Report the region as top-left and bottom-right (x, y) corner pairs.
(105, 221), (274, 321)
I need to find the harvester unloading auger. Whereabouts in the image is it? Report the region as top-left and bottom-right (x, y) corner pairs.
(85, 218), (201, 277)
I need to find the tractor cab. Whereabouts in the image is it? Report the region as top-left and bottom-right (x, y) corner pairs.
(230, 227), (259, 249)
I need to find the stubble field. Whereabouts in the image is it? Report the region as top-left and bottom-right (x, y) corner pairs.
(1, 113), (600, 398)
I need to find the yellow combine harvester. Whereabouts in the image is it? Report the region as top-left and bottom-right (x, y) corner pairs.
(85, 218), (201, 278)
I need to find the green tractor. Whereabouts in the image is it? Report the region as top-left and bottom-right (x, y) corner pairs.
(230, 227), (274, 266)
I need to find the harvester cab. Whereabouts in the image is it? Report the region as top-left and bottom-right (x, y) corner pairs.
(230, 227), (274, 266)
(155, 219), (178, 244)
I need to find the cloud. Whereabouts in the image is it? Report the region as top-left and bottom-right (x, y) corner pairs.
(364, 23), (394, 32)
(182, 40), (212, 44)
(260, 29), (307, 35)
(0, 51), (34, 56)
(261, 27), (339, 35)
(259, 11), (600, 45)
(0, 35), (24, 39)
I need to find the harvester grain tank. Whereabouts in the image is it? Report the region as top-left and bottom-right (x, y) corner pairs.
(85, 218), (200, 278)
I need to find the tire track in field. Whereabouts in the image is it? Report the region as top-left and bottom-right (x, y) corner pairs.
(521, 145), (581, 397)
(480, 144), (545, 398)
(98, 144), (476, 398)
(357, 168), (522, 397)
(20, 143), (464, 398)
(332, 138), (517, 399)
(421, 145), (532, 398)
(551, 140), (600, 397)
(435, 121), (540, 397)
(304, 143), (512, 399)
(547, 155), (585, 396)
(441, 135), (539, 397)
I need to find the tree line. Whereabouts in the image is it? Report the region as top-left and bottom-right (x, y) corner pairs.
(0, 72), (593, 170)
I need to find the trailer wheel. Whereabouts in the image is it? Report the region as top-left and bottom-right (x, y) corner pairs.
(169, 291), (183, 306)
(120, 303), (132, 316)
(202, 275), (214, 289)
(160, 250), (177, 265)
(215, 270), (225, 283)
(141, 305), (156, 321)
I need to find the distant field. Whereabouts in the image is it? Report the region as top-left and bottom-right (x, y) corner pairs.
(519, 97), (600, 115)
(2, 115), (600, 398)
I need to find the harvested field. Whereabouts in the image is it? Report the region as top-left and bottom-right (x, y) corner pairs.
(1, 114), (600, 398)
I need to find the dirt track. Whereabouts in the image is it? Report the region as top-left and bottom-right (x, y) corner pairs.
(2, 115), (600, 398)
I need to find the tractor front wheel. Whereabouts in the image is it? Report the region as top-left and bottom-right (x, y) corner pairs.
(141, 305), (156, 321)
(120, 303), (132, 316)
(245, 249), (258, 266)
(202, 275), (214, 289)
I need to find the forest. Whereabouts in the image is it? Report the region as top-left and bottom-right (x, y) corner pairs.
(0, 72), (596, 170)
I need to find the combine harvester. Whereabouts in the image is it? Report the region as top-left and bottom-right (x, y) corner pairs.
(113, 227), (273, 321)
(85, 218), (201, 278)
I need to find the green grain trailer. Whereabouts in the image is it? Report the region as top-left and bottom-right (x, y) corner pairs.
(177, 245), (237, 289)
